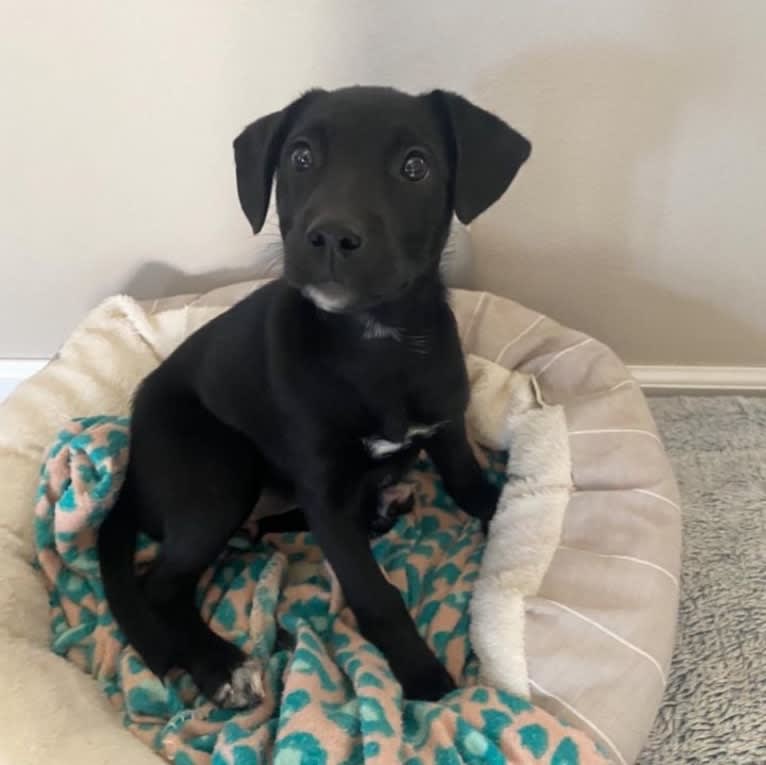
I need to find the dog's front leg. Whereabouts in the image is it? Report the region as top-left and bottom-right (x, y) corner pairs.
(426, 418), (500, 533)
(299, 474), (455, 701)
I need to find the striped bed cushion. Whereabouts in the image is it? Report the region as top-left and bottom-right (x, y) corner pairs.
(452, 289), (680, 765)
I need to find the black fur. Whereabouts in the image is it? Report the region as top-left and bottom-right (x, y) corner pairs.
(98, 86), (530, 706)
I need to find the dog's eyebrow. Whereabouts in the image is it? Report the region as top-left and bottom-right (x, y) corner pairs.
(390, 126), (430, 148)
(286, 121), (326, 145)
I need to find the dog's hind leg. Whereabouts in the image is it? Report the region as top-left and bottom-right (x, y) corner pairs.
(129, 396), (264, 708)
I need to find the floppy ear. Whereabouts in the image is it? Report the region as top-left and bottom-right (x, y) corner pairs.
(233, 90), (322, 234)
(430, 90), (531, 224)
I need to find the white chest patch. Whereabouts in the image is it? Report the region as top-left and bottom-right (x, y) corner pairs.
(362, 422), (444, 458)
(361, 317), (402, 341)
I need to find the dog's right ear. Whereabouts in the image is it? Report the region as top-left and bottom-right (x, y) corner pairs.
(233, 90), (323, 234)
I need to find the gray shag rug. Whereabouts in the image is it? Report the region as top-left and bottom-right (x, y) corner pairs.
(637, 396), (766, 765)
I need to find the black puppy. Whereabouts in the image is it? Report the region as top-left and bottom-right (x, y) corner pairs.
(98, 86), (530, 708)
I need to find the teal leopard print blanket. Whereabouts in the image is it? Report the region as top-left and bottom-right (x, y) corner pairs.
(34, 416), (609, 765)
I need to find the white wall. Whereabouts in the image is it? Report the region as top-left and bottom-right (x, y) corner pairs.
(2, 1), (764, 364)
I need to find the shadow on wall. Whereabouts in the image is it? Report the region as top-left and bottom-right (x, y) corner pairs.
(476, 37), (729, 256)
(126, 4), (766, 364)
(123, 209), (477, 300)
(495, 247), (766, 366)
(606, 274), (766, 367)
(124, 261), (272, 303)
(466, 33), (766, 362)
(123, 222), (285, 301)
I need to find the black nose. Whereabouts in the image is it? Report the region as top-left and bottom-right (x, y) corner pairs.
(306, 221), (363, 255)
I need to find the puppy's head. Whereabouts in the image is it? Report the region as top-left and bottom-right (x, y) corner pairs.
(234, 87), (530, 313)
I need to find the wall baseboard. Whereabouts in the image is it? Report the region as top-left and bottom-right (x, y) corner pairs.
(2, 360), (766, 399)
(628, 365), (766, 393)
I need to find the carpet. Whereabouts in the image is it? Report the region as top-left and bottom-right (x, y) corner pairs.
(637, 396), (766, 764)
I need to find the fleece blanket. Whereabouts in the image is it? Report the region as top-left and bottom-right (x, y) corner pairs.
(34, 415), (607, 765)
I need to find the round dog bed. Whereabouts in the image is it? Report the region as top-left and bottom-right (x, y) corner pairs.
(0, 281), (680, 765)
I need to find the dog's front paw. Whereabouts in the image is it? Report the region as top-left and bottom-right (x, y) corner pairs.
(212, 659), (264, 709)
(400, 657), (457, 701)
(191, 642), (264, 710)
(368, 485), (416, 537)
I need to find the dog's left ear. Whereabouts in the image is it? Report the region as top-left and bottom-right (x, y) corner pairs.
(233, 90), (323, 234)
(429, 90), (531, 224)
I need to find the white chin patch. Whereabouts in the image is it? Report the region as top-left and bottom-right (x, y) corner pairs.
(303, 285), (353, 313)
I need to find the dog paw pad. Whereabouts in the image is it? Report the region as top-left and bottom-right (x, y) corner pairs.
(213, 659), (264, 709)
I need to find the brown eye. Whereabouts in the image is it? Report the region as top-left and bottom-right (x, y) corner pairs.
(401, 151), (429, 181)
(290, 144), (313, 171)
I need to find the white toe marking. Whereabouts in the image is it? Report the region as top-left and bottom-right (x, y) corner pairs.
(214, 659), (263, 708)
